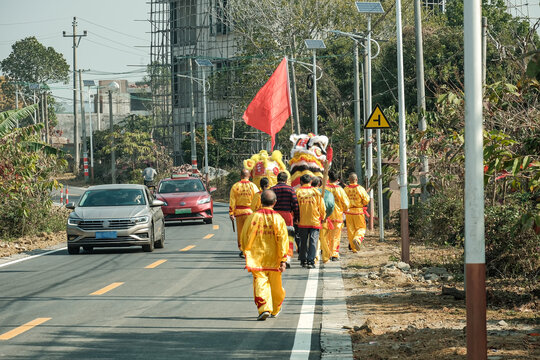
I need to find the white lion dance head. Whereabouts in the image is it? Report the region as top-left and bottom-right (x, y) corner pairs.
(288, 133), (330, 188)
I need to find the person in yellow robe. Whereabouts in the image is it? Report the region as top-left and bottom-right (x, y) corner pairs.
(344, 172), (370, 252)
(320, 171), (350, 262)
(250, 177), (270, 212)
(229, 169), (259, 256)
(241, 190), (289, 320)
(296, 174), (326, 268)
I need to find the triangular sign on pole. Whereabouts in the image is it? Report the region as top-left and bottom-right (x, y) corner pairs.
(364, 104), (391, 129)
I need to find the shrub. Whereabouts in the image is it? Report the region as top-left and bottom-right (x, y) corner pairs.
(394, 187), (539, 282)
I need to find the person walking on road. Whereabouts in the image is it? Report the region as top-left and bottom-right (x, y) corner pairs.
(295, 174), (326, 269)
(250, 177), (270, 212)
(240, 190), (289, 321)
(142, 163), (157, 187)
(344, 173), (370, 252)
(320, 171), (350, 262)
(229, 169), (259, 257)
(270, 172), (299, 268)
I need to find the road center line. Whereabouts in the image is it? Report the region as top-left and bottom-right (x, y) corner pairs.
(203, 234), (214, 239)
(290, 267), (320, 360)
(180, 245), (195, 252)
(145, 259), (167, 269)
(90, 282), (124, 296)
(0, 317), (51, 341)
(213, 225), (219, 230)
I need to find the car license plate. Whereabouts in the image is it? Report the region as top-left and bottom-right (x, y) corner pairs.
(175, 208), (191, 214)
(96, 231), (117, 239)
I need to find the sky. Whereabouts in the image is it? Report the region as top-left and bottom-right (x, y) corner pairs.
(0, 0), (150, 107)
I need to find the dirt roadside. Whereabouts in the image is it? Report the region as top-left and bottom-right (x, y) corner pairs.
(339, 232), (539, 359)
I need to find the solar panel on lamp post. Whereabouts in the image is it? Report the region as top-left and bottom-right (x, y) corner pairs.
(355, 1), (385, 238)
(304, 39), (325, 135)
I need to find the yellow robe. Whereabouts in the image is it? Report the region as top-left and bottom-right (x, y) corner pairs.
(240, 208), (289, 316)
(295, 185), (326, 229)
(229, 179), (259, 248)
(320, 182), (350, 262)
(344, 182), (370, 252)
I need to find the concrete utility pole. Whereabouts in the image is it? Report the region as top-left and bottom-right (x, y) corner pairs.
(189, 58), (198, 171)
(108, 81), (119, 184)
(63, 17), (87, 175)
(44, 93), (49, 144)
(482, 16), (487, 87)
(464, 0), (487, 358)
(396, 0), (410, 263)
(414, 0), (428, 201)
(290, 36), (301, 134)
(366, 16), (375, 231)
(78, 70), (88, 182)
(353, 40), (363, 183)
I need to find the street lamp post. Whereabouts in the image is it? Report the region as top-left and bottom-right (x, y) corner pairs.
(304, 39), (326, 135)
(195, 59), (213, 182)
(177, 59), (213, 179)
(108, 81), (120, 184)
(356, 1), (385, 236)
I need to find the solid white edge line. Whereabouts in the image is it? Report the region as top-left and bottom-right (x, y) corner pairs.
(0, 247), (66, 268)
(290, 266), (320, 360)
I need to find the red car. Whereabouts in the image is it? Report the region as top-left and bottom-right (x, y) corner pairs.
(155, 174), (215, 224)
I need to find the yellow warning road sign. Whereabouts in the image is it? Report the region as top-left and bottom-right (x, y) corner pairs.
(364, 105), (391, 129)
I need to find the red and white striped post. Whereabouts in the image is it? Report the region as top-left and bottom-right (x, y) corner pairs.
(83, 151), (89, 182)
(60, 186), (64, 205)
(65, 186), (69, 204)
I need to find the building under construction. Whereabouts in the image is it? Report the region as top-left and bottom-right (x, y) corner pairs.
(149, 0), (238, 166)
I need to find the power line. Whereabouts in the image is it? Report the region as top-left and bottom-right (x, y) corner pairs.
(85, 38), (150, 58)
(78, 17), (148, 42)
(89, 31), (148, 55)
(0, 17), (69, 26)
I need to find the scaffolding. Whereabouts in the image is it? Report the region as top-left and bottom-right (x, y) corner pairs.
(149, 0), (173, 152)
(150, 0), (248, 166)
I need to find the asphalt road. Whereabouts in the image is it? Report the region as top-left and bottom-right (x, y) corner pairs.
(0, 203), (322, 359)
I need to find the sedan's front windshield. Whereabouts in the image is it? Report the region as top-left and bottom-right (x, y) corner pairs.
(158, 179), (205, 193)
(78, 189), (147, 207)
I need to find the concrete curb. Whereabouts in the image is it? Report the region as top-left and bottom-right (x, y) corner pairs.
(321, 260), (354, 359)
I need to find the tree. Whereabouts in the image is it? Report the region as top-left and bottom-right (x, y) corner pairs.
(0, 37), (69, 125)
(0, 36), (69, 86)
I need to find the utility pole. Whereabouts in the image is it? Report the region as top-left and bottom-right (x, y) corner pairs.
(96, 84), (101, 131)
(44, 92), (49, 144)
(189, 58), (198, 171)
(366, 16), (375, 231)
(63, 17), (87, 175)
(414, 0), (428, 201)
(78, 70), (88, 182)
(482, 16), (487, 87)
(290, 36), (301, 134)
(396, 0), (410, 263)
(353, 40), (363, 184)
(464, 1), (487, 358)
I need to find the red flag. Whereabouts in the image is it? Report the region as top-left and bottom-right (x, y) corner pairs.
(242, 57), (291, 150)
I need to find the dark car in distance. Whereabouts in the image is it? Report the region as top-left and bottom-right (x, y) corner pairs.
(155, 174), (216, 224)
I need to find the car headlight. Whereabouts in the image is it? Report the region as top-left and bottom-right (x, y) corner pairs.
(67, 215), (81, 226)
(197, 197), (211, 205)
(132, 216), (150, 224)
